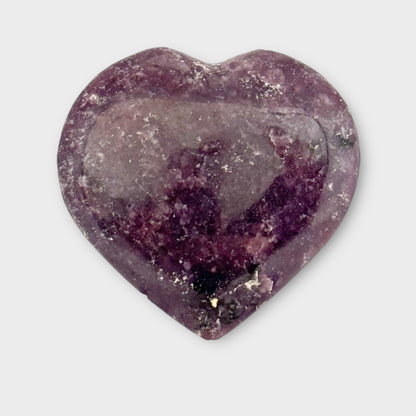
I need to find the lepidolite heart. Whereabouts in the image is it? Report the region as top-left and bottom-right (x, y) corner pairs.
(58, 48), (359, 339)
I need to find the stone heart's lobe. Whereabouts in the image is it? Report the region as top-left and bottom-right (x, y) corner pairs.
(58, 48), (359, 339)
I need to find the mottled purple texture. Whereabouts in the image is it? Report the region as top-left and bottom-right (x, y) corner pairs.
(58, 48), (359, 339)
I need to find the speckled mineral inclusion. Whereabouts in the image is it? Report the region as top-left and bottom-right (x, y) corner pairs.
(58, 48), (359, 339)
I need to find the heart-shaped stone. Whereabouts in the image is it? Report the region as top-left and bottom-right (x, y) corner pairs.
(58, 48), (359, 339)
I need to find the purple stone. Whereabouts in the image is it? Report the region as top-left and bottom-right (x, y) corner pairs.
(58, 48), (359, 339)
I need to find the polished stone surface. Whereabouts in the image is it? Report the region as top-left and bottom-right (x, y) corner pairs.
(58, 48), (359, 339)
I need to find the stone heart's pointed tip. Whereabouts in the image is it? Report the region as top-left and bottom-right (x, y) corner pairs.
(197, 326), (233, 341)
(59, 47), (359, 337)
(197, 330), (222, 341)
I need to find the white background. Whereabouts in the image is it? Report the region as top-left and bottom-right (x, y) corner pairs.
(1, 1), (415, 415)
